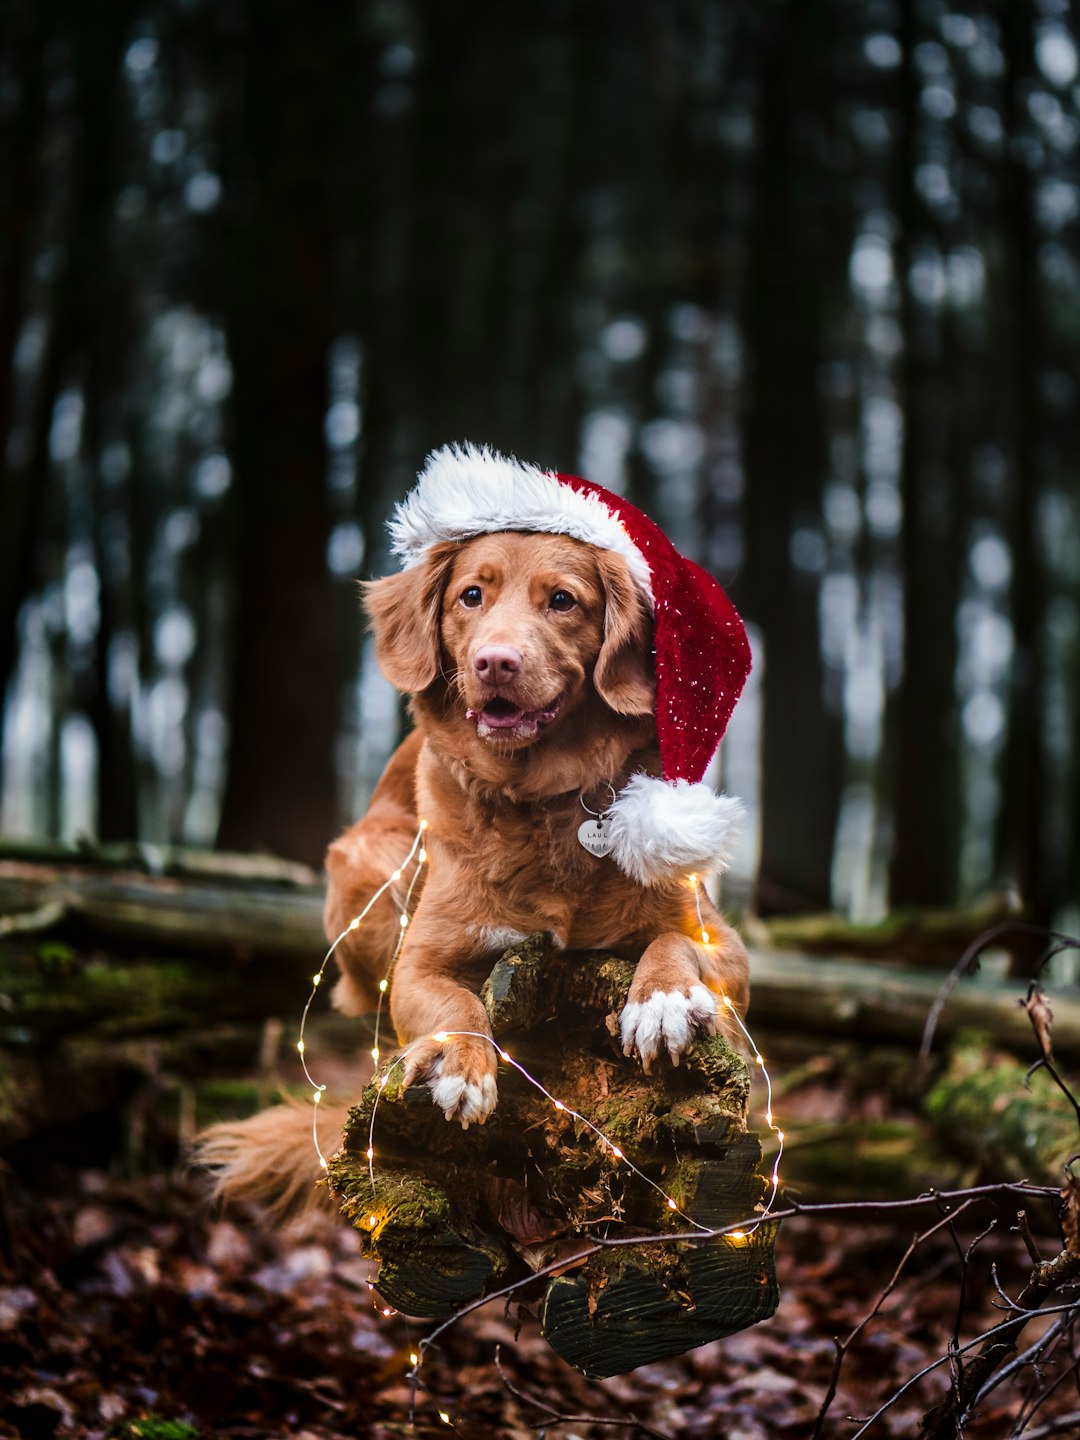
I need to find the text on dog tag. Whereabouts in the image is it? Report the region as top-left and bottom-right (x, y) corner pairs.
(577, 818), (614, 858)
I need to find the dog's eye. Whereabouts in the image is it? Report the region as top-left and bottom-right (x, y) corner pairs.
(459, 586), (483, 608)
(549, 590), (577, 612)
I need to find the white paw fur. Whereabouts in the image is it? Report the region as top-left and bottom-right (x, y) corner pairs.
(619, 983), (717, 1067)
(427, 1058), (498, 1128)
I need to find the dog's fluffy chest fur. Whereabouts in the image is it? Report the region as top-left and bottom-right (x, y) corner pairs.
(416, 738), (683, 953)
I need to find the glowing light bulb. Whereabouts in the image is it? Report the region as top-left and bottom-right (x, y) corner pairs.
(365, 1146), (374, 1161)
(399, 914), (408, 928)
(391, 869), (402, 881)
(419, 848), (428, 863)
(312, 973), (322, 986)
(296, 1039), (306, 1055)
(420, 818), (429, 830)
(701, 929), (710, 944)
(432, 1031), (449, 1043)
(611, 1146), (623, 1160)
(371, 1046), (380, 1062)
(409, 1352), (419, 1366)
(378, 978), (388, 992)
(368, 1214), (377, 1227)
(553, 1099), (565, 1111)
(667, 1198), (678, 1210)
(438, 1413), (451, 1425)
(348, 916), (360, 931)
(499, 1050), (512, 1062)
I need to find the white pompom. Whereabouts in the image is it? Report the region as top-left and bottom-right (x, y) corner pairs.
(605, 774), (744, 886)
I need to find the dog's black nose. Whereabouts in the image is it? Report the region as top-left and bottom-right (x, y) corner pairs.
(473, 645), (522, 685)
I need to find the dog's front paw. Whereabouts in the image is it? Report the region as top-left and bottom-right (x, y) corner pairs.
(402, 1035), (498, 1129)
(619, 984), (717, 1071)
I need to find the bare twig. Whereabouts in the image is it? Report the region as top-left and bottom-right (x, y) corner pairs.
(1022, 1412), (1080, 1440)
(492, 1345), (671, 1439)
(811, 1201), (978, 1439)
(1013, 1320), (1080, 1435)
(918, 1249), (1080, 1437)
(968, 1312), (1076, 1412)
(920, 923), (1080, 1062)
(1015, 1210), (1044, 1265)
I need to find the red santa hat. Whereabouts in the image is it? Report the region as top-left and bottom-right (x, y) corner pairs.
(389, 442), (752, 885)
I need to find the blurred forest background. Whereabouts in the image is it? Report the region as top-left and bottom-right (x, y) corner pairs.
(1, 0), (1078, 931)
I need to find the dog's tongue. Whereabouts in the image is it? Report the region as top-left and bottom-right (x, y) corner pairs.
(465, 695), (563, 734)
(476, 697), (522, 729)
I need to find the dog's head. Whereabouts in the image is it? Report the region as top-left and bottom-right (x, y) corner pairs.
(363, 531), (655, 751)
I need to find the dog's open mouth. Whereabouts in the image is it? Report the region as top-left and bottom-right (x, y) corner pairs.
(466, 694), (565, 739)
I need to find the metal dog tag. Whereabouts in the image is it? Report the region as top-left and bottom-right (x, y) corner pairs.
(577, 818), (614, 858)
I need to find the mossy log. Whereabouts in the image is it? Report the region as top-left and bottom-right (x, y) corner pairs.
(924, 1038), (1080, 1185)
(0, 847), (324, 957)
(327, 939), (779, 1378)
(757, 891), (1021, 966)
(747, 949), (1080, 1057)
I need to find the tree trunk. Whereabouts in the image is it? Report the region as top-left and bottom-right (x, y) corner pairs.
(889, 0), (964, 908)
(739, 0), (845, 913)
(214, 0), (350, 864)
(995, 3), (1052, 941)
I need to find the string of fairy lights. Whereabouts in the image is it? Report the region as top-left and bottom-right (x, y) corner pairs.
(295, 818), (785, 1421)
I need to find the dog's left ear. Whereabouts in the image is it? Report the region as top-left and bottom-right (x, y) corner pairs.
(593, 550), (656, 716)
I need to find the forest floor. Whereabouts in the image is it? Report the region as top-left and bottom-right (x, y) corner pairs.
(2, 1143), (1079, 1440)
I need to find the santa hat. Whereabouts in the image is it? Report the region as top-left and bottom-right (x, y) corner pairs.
(389, 442), (752, 886)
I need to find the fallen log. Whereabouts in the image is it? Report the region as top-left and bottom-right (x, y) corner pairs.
(923, 1040), (1080, 1186)
(3, 843), (1077, 1199)
(748, 949), (1080, 1058)
(2, 847), (1076, 1056)
(756, 892), (1022, 966)
(0, 850), (324, 959)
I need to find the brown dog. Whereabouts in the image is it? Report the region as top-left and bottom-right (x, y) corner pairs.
(323, 528), (749, 1128)
(199, 446), (751, 1208)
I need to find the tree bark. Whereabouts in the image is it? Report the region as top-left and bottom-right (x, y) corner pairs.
(214, 0), (353, 863)
(889, 0), (964, 908)
(738, 0), (845, 913)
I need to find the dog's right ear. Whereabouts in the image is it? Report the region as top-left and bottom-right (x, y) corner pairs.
(361, 543), (458, 694)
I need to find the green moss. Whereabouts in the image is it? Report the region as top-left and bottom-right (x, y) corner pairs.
(109, 1418), (201, 1440)
(925, 1040), (1080, 1183)
(35, 939), (78, 973)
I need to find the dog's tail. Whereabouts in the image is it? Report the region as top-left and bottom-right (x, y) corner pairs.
(194, 1097), (353, 1227)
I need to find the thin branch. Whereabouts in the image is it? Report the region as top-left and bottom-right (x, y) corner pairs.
(967, 1312), (1075, 1414)
(920, 923), (1080, 1062)
(1015, 1210), (1044, 1265)
(1013, 1321), (1080, 1435)
(492, 1345), (671, 1440)
(591, 1182), (1059, 1250)
(1022, 1413), (1080, 1440)
(1027, 1053), (1080, 1134)
(919, 1248), (1080, 1438)
(811, 1201), (978, 1440)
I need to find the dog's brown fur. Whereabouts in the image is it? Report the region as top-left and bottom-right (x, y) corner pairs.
(201, 532), (747, 1204)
